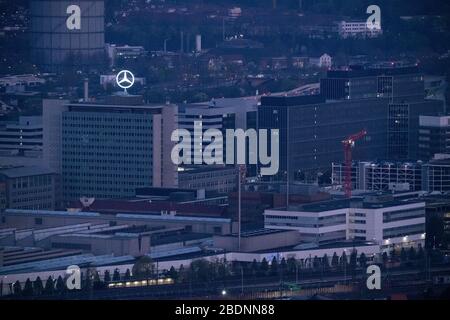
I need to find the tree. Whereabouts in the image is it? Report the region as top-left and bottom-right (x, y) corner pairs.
(124, 269), (131, 280)
(33, 277), (44, 296)
(189, 259), (213, 283)
(44, 276), (54, 295)
(400, 247), (407, 263)
(340, 251), (348, 269)
(313, 256), (320, 269)
(132, 256), (155, 279)
(359, 253), (367, 269)
(280, 258), (287, 275)
(322, 254), (329, 270)
(166, 266), (178, 282)
(23, 279), (34, 297)
(390, 249), (397, 261)
(104, 270), (111, 283)
(113, 268), (121, 281)
(287, 257), (297, 274)
(13, 280), (22, 296)
(178, 264), (188, 283)
(408, 247), (416, 261)
(92, 270), (103, 290)
(331, 252), (339, 269)
(382, 252), (389, 268)
(270, 257), (278, 276)
(55, 276), (66, 294)
(217, 261), (230, 279)
(260, 258), (269, 276)
(350, 250), (358, 271)
(250, 259), (259, 277)
(417, 244), (425, 260)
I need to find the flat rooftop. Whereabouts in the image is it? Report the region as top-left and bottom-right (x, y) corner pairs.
(255, 240), (379, 253)
(67, 199), (227, 217)
(221, 228), (292, 238)
(286, 197), (424, 212)
(0, 166), (55, 178)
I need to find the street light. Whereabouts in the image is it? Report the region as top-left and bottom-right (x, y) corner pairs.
(221, 289), (227, 296)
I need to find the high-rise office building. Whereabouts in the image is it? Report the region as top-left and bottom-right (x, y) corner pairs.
(258, 95), (389, 181)
(178, 96), (258, 175)
(259, 66), (444, 181)
(264, 195), (425, 249)
(418, 115), (450, 160)
(43, 96), (177, 201)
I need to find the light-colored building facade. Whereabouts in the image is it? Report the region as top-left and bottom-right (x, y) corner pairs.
(419, 115), (450, 160)
(338, 21), (382, 38)
(264, 195), (425, 250)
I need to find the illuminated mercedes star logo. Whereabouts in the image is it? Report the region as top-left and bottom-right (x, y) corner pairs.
(116, 70), (135, 90)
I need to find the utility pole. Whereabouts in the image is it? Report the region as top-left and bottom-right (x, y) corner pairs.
(238, 165), (246, 251)
(241, 266), (244, 295)
(164, 38), (169, 53)
(286, 107), (290, 208)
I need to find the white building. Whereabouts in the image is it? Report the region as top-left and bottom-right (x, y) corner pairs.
(0, 74), (45, 93)
(310, 54), (332, 69)
(264, 195), (425, 250)
(338, 21), (382, 39)
(106, 44), (146, 67)
(178, 96), (258, 165)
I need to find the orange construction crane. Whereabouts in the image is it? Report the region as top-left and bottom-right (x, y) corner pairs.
(342, 130), (367, 198)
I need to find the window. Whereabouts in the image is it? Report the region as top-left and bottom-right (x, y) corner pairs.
(35, 217), (43, 225)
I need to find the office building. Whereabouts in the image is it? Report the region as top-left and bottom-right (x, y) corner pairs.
(264, 194), (426, 249)
(0, 166), (61, 210)
(178, 166), (238, 196)
(0, 116), (43, 158)
(1, 204), (232, 235)
(259, 67), (444, 180)
(43, 96), (177, 201)
(338, 20), (383, 39)
(320, 65), (425, 102)
(419, 115), (450, 160)
(106, 44), (147, 67)
(178, 96), (258, 167)
(258, 95), (388, 180)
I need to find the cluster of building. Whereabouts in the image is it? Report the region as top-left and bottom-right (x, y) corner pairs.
(0, 61), (449, 295)
(0, 0), (449, 297)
